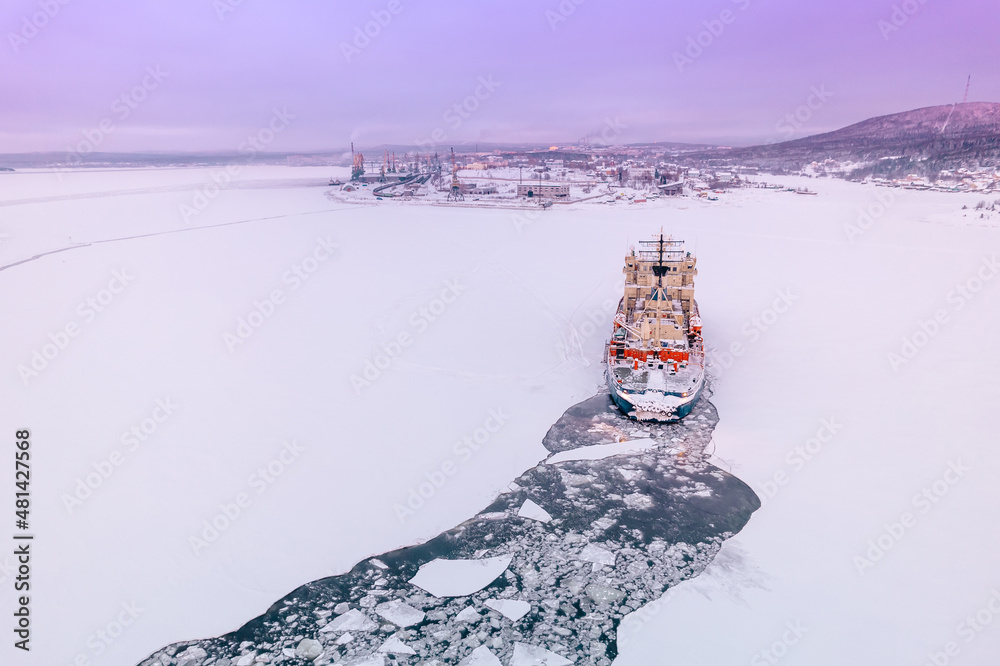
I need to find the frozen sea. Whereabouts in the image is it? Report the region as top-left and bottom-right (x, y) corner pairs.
(1, 166), (998, 665)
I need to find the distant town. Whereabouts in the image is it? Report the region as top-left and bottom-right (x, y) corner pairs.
(324, 142), (1000, 208)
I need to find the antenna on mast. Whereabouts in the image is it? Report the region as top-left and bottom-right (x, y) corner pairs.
(963, 75), (971, 103)
(656, 227), (665, 288)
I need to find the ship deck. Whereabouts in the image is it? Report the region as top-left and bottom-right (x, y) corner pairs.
(610, 364), (702, 396)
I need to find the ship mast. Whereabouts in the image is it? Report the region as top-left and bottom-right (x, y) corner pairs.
(657, 229), (665, 288)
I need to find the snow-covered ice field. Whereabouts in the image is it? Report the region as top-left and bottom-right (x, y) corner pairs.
(1, 166), (998, 665)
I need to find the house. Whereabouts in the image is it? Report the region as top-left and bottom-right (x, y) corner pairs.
(658, 181), (684, 196)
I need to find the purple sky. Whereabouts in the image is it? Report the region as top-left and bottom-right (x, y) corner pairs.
(1, 0), (998, 153)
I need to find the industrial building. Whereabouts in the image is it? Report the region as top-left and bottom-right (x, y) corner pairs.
(517, 183), (570, 198)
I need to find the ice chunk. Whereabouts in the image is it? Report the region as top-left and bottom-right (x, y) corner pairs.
(370, 558), (388, 569)
(342, 656), (385, 666)
(484, 598), (530, 621)
(560, 471), (592, 487)
(547, 438), (654, 464)
(585, 584), (625, 604)
(510, 642), (574, 665)
(335, 632), (354, 645)
(624, 492), (654, 510)
(409, 555), (513, 597)
(579, 544), (616, 566)
(319, 609), (377, 633)
(378, 634), (416, 656)
(619, 468), (641, 481)
(374, 599), (425, 627)
(479, 511), (508, 520)
(592, 516), (615, 531)
(458, 645), (503, 666)
(295, 638), (323, 660)
(517, 499), (552, 523)
(235, 654), (256, 666)
(456, 606), (481, 622)
(176, 647), (208, 666)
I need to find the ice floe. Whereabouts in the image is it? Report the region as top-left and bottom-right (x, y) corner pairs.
(624, 492), (654, 510)
(510, 642), (574, 665)
(585, 584), (625, 604)
(342, 656), (385, 666)
(457, 645), (503, 666)
(546, 438), (654, 464)
(409, 555), (513, 597)
(320, 609), (377, 633)
(517, 499), (553, 523)
(456, 605), (481, 622)
(578, 543), (617, 566)
(295, 638), (323, 659)
(374, 599), (425, 627)
(377, 634), (416, 655)
(176, 647), (207, 666)
(618, 468), (641, 481)
(484, 598), (531, 621)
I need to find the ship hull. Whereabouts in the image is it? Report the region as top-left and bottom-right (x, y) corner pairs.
(606, 367), (703, 422)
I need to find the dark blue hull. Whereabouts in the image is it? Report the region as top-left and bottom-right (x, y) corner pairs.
(606, 367), (704, 422)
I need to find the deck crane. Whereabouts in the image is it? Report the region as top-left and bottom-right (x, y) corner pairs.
(447, 148), (464, 201)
